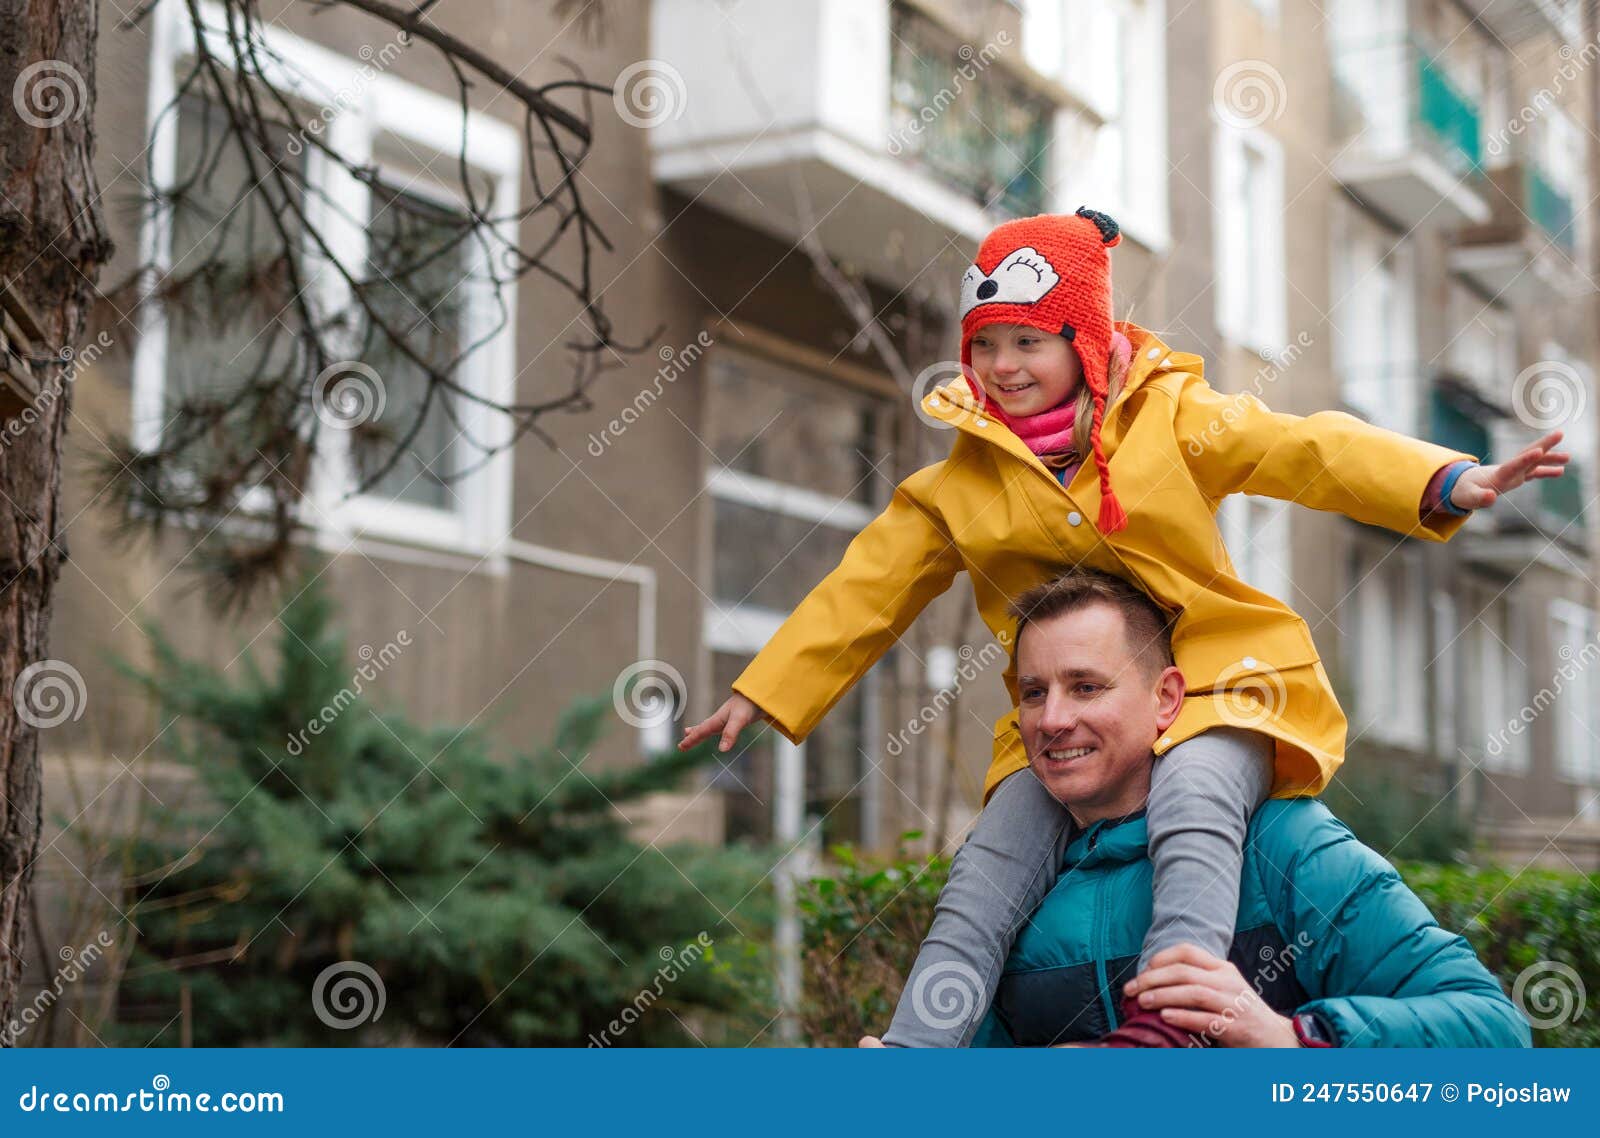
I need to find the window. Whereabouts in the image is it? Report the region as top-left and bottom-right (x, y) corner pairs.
(133, 1), (519, 559)
(1330, 200), (1417, 434)
(889, 2), (1051, 217)
(1460, 586), (1529, 773)
(1445, 282), (1515, 400)
(159, 96), (306, 438)
(1532, 341), (1593, 532)
(1431, 590), (1458, 757)
(1218, 494), (1290, 604)
(1021, 0), (1169, 247)
(1213, 123), (1285, 353)
(1348, 544), (1427, 749)
(1549, 601), (1600, 785)
(703, 347), (892, 848)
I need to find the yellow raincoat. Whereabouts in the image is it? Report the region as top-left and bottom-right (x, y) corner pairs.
(731, 323), (1475, 803)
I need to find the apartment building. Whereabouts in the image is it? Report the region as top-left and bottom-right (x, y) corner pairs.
(39, 0), (1600, 977)
(1173, 0), (1600, 863)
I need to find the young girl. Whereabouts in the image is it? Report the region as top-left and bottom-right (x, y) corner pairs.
(678, 208), (1568, 1047)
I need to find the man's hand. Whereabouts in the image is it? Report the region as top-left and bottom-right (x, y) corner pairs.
(858, 1035), (886, 1048)
(679, 692), (769, 753)
(1124, 944), (1298, 1047)
(1451, 430), (1570, 511)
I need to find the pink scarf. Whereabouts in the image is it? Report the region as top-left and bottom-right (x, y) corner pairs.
(988, 398), (1078, 459)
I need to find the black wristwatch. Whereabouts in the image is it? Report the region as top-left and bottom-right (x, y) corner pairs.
(1292, 1010), (1337, 1047)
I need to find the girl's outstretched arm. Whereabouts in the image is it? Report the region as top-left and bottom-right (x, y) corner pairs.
(723, 461), (964, 749)
(1169, 373), (1478, 541)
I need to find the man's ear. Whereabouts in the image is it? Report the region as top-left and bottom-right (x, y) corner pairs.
(1153, 665), (1185, 733)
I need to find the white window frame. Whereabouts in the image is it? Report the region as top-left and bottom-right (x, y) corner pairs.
(1212, 120), (1286, 355)
(1348, 543), (1427, 750)
(1218, 494), (1291, 603)
(1549, 599), (1600, 785)
(1430, 589), (1458, 757)
(1330, 198), (1418, 435)
(701, 349), (891, 848)
(133, 0), (519, 565)
(1446, 281), (1515, 400)
(1024, 1), (1170, 251)
(1462, 588), (1530, 774)
(1539, 339), (1595, 475)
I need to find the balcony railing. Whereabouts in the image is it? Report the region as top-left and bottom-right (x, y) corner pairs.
(1540, 460), (1586, 529)
(1417, 53), (1482, 171)
(1525, 163), (1577, 252)
(888, 3), (1050, 217)
(1331, 38), (1484, 178)
(1429, 385), (1493, 462)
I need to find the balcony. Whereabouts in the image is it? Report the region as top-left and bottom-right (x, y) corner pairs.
(888, 4), (1050, 218)
(1455, 0), (1580, 45)
(1539, 461), (1586, 532)
(647, 0), (1073, 290)
(1329, 40), (1490, 229)
(1451, 161), (1585, 304)
(1428, 381), (1497, 464)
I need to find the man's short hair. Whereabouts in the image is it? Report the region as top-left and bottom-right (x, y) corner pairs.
(1008, 570), (1176, 680)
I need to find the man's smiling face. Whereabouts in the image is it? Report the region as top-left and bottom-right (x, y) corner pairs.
(1016, 602), (1185, 824)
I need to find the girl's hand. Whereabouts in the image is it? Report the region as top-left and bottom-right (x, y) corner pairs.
(678, 692), (770, 753)
(1451, 430), (1570, 510)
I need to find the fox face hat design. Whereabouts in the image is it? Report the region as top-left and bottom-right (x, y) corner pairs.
(959, 247), (1063, 316)
(958, 206), (1127, 532)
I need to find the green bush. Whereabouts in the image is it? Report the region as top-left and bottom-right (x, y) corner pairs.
(799, 832), (1599, 1047)
(1402, 862), (1599, 1047)
(796, 834), (948, 1047)
(116, 570), (775, 1046)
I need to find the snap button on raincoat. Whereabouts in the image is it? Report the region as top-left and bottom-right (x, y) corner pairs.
(731, 323), (1475, 803)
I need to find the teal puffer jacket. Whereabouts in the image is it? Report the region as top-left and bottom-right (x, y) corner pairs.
(973, 799), (1530, 1047)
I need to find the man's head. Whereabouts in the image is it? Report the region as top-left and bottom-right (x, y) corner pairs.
(1010, 571), (1185, 824)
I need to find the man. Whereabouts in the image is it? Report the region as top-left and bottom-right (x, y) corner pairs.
(869, 570), (1529, 1048)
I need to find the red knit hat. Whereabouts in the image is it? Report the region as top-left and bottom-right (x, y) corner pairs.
(959, 207), (1126, 533)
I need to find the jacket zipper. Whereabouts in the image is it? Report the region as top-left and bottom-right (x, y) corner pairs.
(1089, 827), (1118, 1029)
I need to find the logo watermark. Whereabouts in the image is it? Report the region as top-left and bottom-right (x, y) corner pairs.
(12, 60), (88, 129)
(612, 659), (687, 731)
(1209, 657), (1287, 733)
(1484, 38), (1600, 159)
(311, 960), (386, 1030)
(1487, 634), (1600, 760)
(1213, 60), (1287, 129)
(886, 637), (1009, 758)
(12, 659), (87, 730)
(887, 31), (1013, 156)
(1511, 359), (1587, 432)
(2, 332), (114, 449)
(912, 360), (990, 432)
(587, 932), (714, 1046)
(312, 361), (387, 431)
(285, 631), (411, 755)
(586, 331), (714, 456)
(1186, 332), (1314, 458)
(613, 59), (688, 128)
(1511, 959), (1585, 1030)
(284, 33), (412, 156)
(1, 931), (115, 1046)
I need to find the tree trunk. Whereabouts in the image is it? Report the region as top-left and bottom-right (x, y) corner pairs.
(0, 0), (110, 1037)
